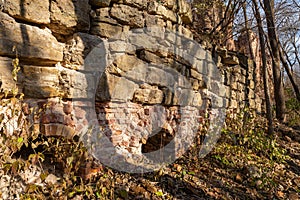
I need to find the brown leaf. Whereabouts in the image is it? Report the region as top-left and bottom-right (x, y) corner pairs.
(276, 191), (285, 198)
(288, 192), (299, 200)
(235, 173), (243, 182)
(141, 138), (147, 144)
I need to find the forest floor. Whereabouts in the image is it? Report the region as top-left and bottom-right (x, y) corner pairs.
(0, 122), (299, 200)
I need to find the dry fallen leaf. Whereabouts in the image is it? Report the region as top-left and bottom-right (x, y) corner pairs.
(235, 173), (243, 182)
(276, 191), (285, 198)
(45, 174), (59, 185)
(288, 192), (299, 200)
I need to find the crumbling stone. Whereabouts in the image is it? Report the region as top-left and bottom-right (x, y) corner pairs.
(49, 0), (90, 35)
(1, 0), (50, 24)
(0, 0), (262, 167)
(0, 12), (63, 63)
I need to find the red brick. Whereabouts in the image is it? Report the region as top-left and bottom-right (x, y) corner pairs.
(74, 108), (86, 119)
(63, 102), (73, 114)
(64, 115), (75, 127)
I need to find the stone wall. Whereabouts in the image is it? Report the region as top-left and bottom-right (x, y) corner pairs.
(215, 48), (262, 114)
(0, 0), (261, 171)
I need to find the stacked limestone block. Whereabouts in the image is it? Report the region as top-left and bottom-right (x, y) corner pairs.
(0, 0), (261, 171)
(215, 48), (262, 114)
(74, 27), (224, 171)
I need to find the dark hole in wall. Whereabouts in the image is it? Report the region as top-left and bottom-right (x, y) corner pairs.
(141, 128), (174, 154)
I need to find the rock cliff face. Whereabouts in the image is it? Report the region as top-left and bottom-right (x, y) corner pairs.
(0, 0), (261, 171)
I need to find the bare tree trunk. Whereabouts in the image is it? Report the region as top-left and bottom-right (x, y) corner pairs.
(242, 1), (254, 60)
(263, 0), (286, 122)
(291, 41), (300, 69)
(252, 0), (274, 135)
(279, 44), (300, 101)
